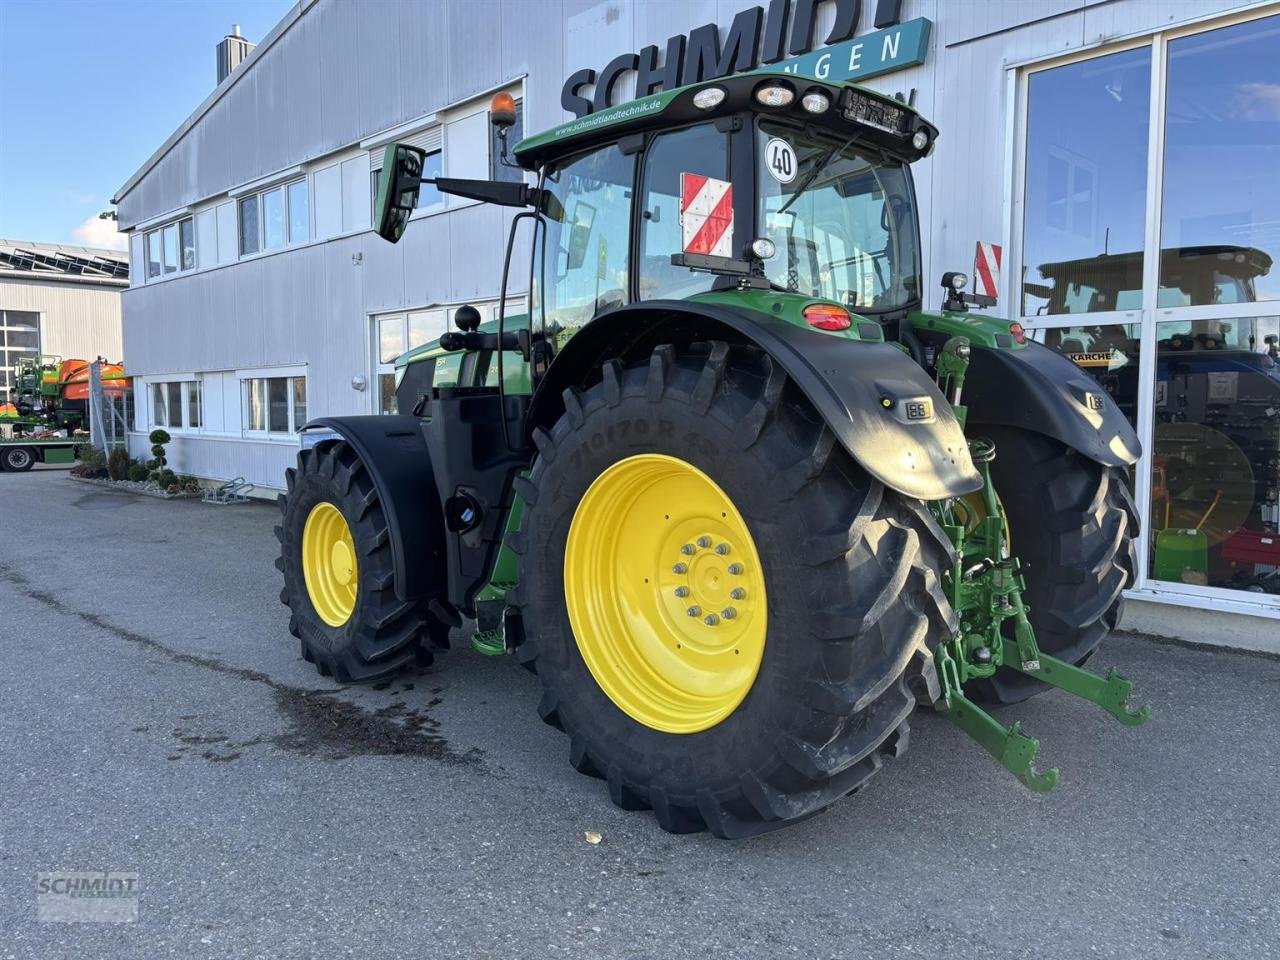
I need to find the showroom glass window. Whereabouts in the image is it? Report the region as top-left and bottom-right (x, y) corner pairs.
(1021, 47), (1152, 316)
(1148, 14), (1280, 596)
(1160, 15), (1280, 305)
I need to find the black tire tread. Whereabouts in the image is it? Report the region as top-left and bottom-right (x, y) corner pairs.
(509, 342), (957, 838)
(276, 440), (449, 684)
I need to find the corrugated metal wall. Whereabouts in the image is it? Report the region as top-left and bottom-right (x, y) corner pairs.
(0, 279), (124, 360)
(116, 0), (1264, 487)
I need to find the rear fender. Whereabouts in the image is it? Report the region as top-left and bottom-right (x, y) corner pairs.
(300, 416), (446, 603)
(528, 301), (983, 501)
(964, 342), (1141, 466)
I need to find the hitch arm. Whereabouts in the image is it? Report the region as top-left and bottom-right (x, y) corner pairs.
(1005, 650), (1152, 727)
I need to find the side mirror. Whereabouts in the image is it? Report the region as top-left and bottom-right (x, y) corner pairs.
(374, 142), (426, 243)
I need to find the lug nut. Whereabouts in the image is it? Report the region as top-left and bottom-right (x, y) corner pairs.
(721, 607), (737, 620)
(730, 587), (746, 600)
(672, 562), (688, 574)
(674, 586), (689, 597)
(703, 613), (720, 626)
(696, 535), (712, 549)
(686, 605), (702, 617)
(681, 543), (696, 555)
(727, 563), (743, 575)
(715, 543), (730, 555)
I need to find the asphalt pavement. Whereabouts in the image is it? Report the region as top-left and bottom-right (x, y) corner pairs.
(1, 468), (1277, 959)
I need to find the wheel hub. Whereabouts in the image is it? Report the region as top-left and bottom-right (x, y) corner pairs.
(564, 454), (767, 734)
(302, 501), (359, 627)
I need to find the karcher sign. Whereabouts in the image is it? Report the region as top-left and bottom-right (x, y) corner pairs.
(562, 0), (931, 117)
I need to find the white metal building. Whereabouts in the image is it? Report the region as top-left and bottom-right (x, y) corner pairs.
(0, 240), (127, 394)
(113, 0), (1280, 626)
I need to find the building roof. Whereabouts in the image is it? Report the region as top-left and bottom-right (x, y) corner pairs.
(0, 239), (130, 286)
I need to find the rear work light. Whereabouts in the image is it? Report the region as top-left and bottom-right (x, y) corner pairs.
(1009, 322), (1027, 344)
(804, 304), (852, 331)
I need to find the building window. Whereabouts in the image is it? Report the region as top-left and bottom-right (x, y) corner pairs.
(286, 179), (309, 243)
(239, 196), (260, 256)
(1020, 46), (1152, 316)
(263, 187), (285, 250)
(143, 216), (196, 280)
(186, 380), (202, 429)
(371, 309), (450, 414)
(150, 379), (201, 430)
(0, 310), (40, 391)
(1160, 15), (1280, 305)
(179, 217), (196, 271)
(238, 178), (308, 257)
(146, 231), (161, 278)
(490, 99), (524, 183)
(242, 375), (306, 435)
(161, 223), (178, 274)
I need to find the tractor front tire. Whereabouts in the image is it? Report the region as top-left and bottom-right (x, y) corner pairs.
(974, 426), (1138, 705)
(275, 440), (449, 683)
(509, 343), (957, 838)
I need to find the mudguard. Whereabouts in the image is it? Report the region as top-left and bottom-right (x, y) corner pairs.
(300, 416), (446, 603)
(964, 341), (1141, 466)
(530, 301), (983, 501)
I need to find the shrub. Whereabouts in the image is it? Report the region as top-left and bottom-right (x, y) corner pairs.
(148, 429), (171, 470)
(70, 462), (108, 479)
(78, 447), (107, 469)
(107, 447), (131, 481)
(127, 464), (148, 482)
(156, 469), (178, 490)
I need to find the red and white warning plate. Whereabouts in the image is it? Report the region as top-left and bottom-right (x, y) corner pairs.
(973, 241), (1002, 301)
(680, 173), (734, 258)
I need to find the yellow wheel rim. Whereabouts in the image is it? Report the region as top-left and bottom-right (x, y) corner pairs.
(564, 454), (767, 734)
(302, 501), (359, 627)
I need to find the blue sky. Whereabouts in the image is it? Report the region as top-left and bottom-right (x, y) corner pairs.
(0, 0), (295, 251)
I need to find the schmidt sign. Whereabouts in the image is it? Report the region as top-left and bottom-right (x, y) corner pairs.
(562, 0), (931, 117)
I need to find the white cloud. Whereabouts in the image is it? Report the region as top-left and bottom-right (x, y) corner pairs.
(71, 213), (128, 252)
(1232, 83), (1280, 120)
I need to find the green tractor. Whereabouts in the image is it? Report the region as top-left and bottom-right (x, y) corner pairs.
(276, 74), (1149, 837)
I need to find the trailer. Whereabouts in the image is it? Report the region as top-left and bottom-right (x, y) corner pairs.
(0, 433), (85, 472)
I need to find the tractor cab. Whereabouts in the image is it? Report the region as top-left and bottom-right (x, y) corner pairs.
(379, 72), (939, 414)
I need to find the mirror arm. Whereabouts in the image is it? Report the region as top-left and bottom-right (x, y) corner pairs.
(429, 177), (539, 209)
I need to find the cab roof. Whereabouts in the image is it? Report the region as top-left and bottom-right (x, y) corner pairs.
(512, 70), (938, 170)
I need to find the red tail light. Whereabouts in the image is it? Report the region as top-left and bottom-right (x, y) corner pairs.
(1009, 322), (1027, 344)
(804, 304), (851, 331)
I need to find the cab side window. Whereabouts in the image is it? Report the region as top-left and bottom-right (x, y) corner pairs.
(638, 124), (730, 301)
(534, 145), (634, 335)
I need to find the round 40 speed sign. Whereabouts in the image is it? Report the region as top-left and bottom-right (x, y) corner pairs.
(765, 137), (797, 184)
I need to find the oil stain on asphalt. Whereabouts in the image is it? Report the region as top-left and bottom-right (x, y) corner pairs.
(0, 561), (483, 769)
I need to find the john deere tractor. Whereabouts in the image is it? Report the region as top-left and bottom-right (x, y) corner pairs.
(277, 75), (1149, 837)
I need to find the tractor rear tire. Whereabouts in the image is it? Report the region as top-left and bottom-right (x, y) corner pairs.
(275, 440), (449, 683)
(973, 426), (1138, 705)
(508, 342), (958, 838)
(2, 446), (35, 472)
